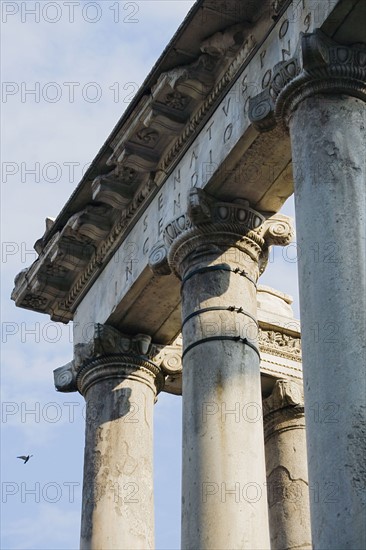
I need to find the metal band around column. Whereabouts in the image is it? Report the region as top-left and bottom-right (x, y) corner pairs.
(181, 263), (258, 289)
(181, 305), (258, 329)
(182, 336), (261, 360)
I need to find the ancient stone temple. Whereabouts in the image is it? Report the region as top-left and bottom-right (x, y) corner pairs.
(12, 0), (365, 549)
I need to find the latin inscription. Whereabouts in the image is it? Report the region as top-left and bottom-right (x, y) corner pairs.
(74, 0), (339, 337)
(136, 0), (331, 267)
(143, 0), (317, 248)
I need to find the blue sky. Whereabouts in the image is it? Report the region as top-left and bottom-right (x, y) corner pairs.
(1, 2), (300, 548)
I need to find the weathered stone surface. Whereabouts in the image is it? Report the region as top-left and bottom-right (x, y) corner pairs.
(177, 238), (269, 549)
(247, 26), (366, 547)
(79, 357), (159, 550)
(263, 380), (311, 550)
(152, 189), (294, 550)
(54, 324), (183, 396)
(289, 94), (366, 550)
(75, 329), (165, 550)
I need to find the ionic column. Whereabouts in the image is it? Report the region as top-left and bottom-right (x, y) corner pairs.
(250, 30), (366, 549)
(55, 325), (165, 550)
(149, 188), (293, 550)
(263, 379), (311, 550)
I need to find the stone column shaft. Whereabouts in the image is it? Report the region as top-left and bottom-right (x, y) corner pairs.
(71, 326), (164, 550)
(150, 188), (294, 550)
(290, 93), (366, 549)
(180, 243), (267, 550)
(249, 30), (366, 549)
(264, 380), (311, 550)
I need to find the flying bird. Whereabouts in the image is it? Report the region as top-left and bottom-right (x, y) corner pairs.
(17, 455), (33, 464)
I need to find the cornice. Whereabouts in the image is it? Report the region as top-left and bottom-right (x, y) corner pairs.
(159, 32), (257, 174)
(11, 19), (267, 322)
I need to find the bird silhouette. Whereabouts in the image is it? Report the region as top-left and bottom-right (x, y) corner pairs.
(17, 455), (33, 464)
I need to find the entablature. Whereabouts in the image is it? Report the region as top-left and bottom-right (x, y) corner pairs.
(11, 0), (359, 325)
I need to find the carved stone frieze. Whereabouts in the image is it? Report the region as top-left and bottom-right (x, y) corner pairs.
(117, 142), (160, 172)
(249, 29), (366, 131)
(12, 170), (158, 321)
(37, 265), (70, 292)
(21, 293), (48, 310)
(259, 328), (301, 361)
(91, 165), (139, 210)
(134, 127), (160, 148)
(163, 91), (189, 111)
(67, 205), (113, 242)
(31, 279), (67, 302)
(11, 204), (116, 318)
(59, 176), (156, 314)
(48, 237), (95, 271)
(106, 52), (219, 175)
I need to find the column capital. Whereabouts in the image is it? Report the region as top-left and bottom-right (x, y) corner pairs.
(53, 361), (78, 393)
(149, 188), (294, 278)
(249, 29), (366, 131)
(263, 379), (304, 417)
(263, 379), (305, 442)
(53, 324), (184, 396)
